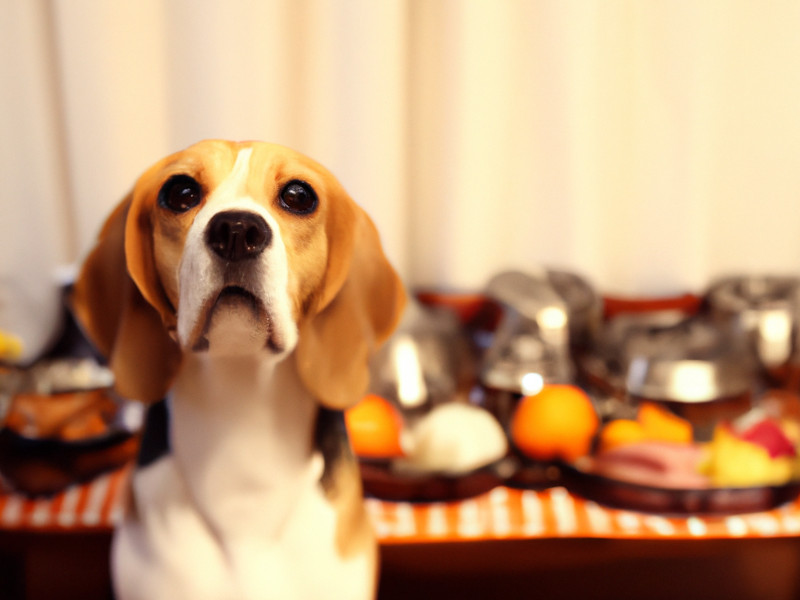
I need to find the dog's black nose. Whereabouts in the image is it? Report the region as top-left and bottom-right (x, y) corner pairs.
(206, 211), (271, 261)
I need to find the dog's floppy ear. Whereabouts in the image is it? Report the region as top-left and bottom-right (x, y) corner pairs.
(295, 204), (405, 410)
(71, 195), (181, 403)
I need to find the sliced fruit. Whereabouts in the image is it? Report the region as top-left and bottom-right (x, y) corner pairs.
(598, 419), (648, 452)
(739, 419), (796, 459)
(637, 402), (693, 444)
(703, 425), (793, 487)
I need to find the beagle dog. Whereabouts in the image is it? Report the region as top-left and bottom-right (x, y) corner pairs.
(71, 140), (405, 600)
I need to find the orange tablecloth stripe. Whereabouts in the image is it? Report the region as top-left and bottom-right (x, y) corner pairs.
(0, 467), (131, 532)
(3, 468), (800, 541)
(369, 486), (800, 543)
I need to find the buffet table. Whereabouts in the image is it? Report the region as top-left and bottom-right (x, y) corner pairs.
(6, 466), (800, 540)
(3, 466), (800, 599)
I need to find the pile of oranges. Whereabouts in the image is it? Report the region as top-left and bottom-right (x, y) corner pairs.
(509, 384), (694, 462)
(347, 385), (693, 466)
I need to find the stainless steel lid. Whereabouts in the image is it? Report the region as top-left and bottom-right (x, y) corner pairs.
(624, 316), (756, 403)
(706, 276), (800, 369)
(369, 299), (474, 410)
(549, 269), (603, 349)
(479, 270), (600, 393)
(580, 310), (689, 394)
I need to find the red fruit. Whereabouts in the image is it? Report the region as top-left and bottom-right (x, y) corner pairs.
(739, 420), (796, 459)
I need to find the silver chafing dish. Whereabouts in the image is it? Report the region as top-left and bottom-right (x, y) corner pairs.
(479, 269), (601, 394)
(706, 275), (800, 383)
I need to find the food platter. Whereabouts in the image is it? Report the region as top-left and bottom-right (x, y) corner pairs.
(561, 462), (800, 515)
(0, 358), (142, 495)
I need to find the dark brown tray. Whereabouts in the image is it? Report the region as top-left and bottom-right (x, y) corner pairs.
(359, 458), (511, 503)
(561, 463), (800, 515)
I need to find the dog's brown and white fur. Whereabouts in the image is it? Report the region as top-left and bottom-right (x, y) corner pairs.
(71, 140), (405, 600)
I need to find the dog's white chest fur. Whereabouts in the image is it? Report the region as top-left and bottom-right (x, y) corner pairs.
(112, 355), (371, 600)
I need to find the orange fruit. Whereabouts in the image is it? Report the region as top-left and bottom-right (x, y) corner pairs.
(510, 384), (599, 462)
(598, 419), (648, 452)
(345, 394), (404, 459)
(637, 402), (692, 444)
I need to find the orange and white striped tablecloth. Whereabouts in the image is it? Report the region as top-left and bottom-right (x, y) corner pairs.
(3, 466), (800, 542)
(0, 467), (131, 532)
(368, 485), (800, 543)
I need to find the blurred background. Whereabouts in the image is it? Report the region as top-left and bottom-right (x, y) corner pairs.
(4, 0), (800, 362)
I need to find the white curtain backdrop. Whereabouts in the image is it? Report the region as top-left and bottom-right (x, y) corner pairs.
(4, 0), (800, 360)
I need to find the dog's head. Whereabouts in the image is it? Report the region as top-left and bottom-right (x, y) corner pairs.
(71, 140), (405, 409)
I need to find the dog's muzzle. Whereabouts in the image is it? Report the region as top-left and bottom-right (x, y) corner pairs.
(180, 209), (285, 354)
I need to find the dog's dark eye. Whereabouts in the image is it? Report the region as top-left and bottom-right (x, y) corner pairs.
(158, 175), (203, 213)
(279, 180), (318, 215)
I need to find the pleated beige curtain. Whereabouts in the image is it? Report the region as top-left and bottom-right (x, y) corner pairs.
(5, 0), (800, 360)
